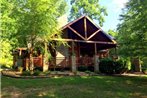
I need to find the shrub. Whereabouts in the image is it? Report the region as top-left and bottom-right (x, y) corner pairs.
(18, 66), (23, 73)
(114, 59), (126, 74)
(125, 58), (132, 70)
(34, 67), (43, 71)
(41, 71), (51, 75)
(142, 65), (147, 74)
(99, 58), (115, 74)
(87, 66), (94, 72)
(99, 58), (128, 74)
(142, 68), (147, 74)
(33, 70), (41, 76)
(85, 70), (92, 74)
(78, 66), (87, 71)
(22, 71), (31, 76)
(22, 70), (41, 76)
(0, 58), (13, 68)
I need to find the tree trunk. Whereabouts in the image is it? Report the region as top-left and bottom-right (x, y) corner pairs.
(43, 42), (49, 72)
(131, 57), (142, 72)
(29, 47), (34, 72)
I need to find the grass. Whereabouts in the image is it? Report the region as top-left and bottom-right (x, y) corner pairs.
(1, 75), (147, 98)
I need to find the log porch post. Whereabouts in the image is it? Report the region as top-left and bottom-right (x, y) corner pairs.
(71, 41), (76, 73)
(94, 43), (99, 73)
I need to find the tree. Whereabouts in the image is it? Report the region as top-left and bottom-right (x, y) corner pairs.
(1, 0), (67, 71)
(117, 0), (147, 70)
(107, 29), (118, 56)
(11, 0), (67, 46)
(108, 29), (118, 38)
(69, 0), (107, 26)
(117, 0), (147, 57)
(0, 0), (18, 67)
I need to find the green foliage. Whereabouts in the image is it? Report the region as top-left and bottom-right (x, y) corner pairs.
(10, 0), (67, 46)
(1, 0), (67, 71)
(142, 68), (147, 74)
(21, 71), (31, 76)
(22, 70), (41, 76)
(33, 70), (41, 76)
(115, 59), (127, 74)
(85, 70), (93, 74)
(41, 70), (51, 75)
(0, 58), (13, 68)
(142, 57), (147, 74)
(1, 0), (67, 47)
(125, 58), (132, 70)
(99, 58), (115, 74)
(99, 58), (128, 74)
(87, 66), (94, 72)
(0, 40), (13, 63)
(117, 0), (147, 57)
(18, 66), (23, 72)
(69, 0), (107, 26)
(142, 57), (147, 68)
(0, 0), (17, 67)
(75, 66), (94, 72)
(78, 66), (87, 71)
(108, 29), (118, 38)
(0, 0), (19, 48)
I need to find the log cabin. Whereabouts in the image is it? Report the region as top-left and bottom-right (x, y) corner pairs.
(12, 15), (117, 72)
(49, 15), (117, 72)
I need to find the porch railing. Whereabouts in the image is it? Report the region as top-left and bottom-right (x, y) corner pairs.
(49, 56), (94, 68)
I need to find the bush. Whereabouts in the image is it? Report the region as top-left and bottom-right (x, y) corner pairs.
(33, 70), (41, 76)
(22, 70), (41, 76)
(142, 68), (147, 74)
(34, 67), (43, 71)
(99, 58), (127, 74)
(142, 65), (147, 74)
(78, 66), (87, 71)
(87, 66), (94, 72)
(22, 71), (31, 76)
(85, 70), (92, 74)
(125, 58), (131, 70)
(18, 66), (23, 72)
(114, 59), (126, 74)
(0, 58), (13, 68)
(99, 58), (115, 74)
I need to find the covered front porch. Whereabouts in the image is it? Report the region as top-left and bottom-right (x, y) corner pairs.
(49, 15), (117, 72)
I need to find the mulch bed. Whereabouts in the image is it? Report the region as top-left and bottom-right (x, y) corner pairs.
(1, 70), (98, 79)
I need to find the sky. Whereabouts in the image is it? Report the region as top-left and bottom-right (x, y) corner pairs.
(99, 0), (129, 31)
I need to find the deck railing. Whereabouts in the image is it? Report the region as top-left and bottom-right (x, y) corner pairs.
(49, 56), (94, 68)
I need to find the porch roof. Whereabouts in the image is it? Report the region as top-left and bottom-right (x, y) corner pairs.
(56, 15), (117, 50)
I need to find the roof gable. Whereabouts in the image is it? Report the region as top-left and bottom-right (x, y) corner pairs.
(61, 15), (116, 43)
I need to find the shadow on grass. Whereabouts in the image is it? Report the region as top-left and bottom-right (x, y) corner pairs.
(1, 75), (147, 98)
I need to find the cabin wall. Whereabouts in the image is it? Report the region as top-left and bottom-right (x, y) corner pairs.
(54, 29), (70, 68)
(56, 44), (69, 67)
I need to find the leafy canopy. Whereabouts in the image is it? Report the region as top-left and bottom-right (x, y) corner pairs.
(117, 0), (147, 57)
(0, 0), (67, 65)
(69, 0), (107, 26)
(11, 0), (67, 47)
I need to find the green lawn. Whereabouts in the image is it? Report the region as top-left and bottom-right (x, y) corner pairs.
(1, 75), (147, 98)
